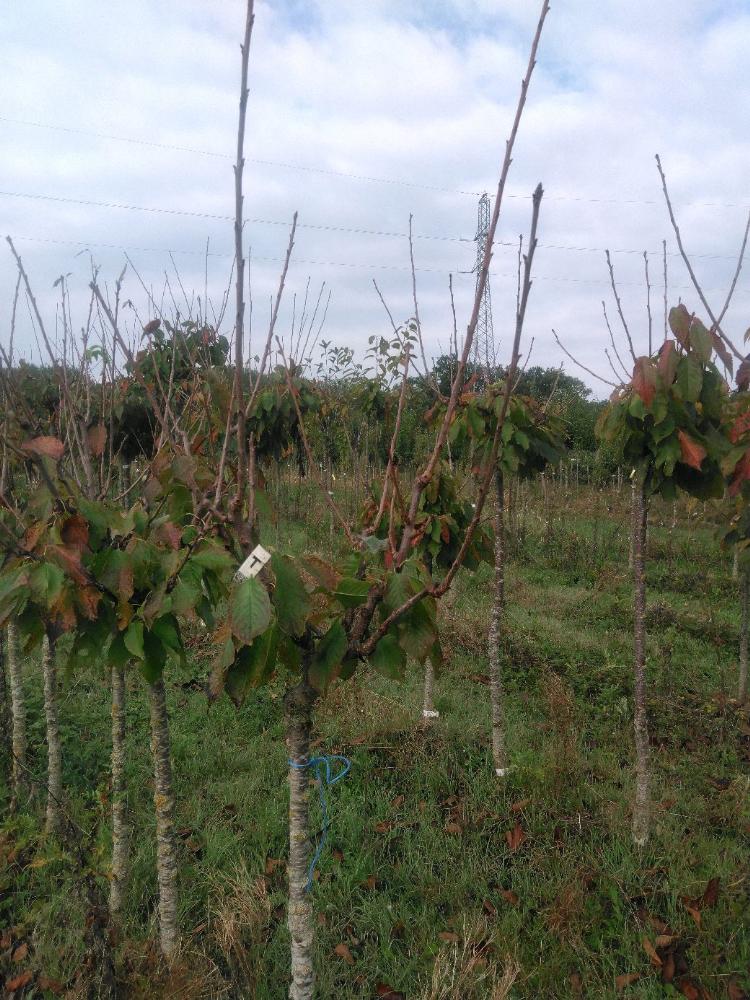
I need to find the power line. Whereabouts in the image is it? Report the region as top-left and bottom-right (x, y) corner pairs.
(10, 233), (749, 295)
(1, 188), (745, 263)
(3, 114), (749, 211)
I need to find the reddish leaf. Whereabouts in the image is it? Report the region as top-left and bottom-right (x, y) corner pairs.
(711, 330), (733, 374)
(143, 318), (161, 334)
(22, 522), (46, 552)
(500, 889), (519, 906)
(570, 973), (583, 995)
(681, 898), (702, 927)
(505, 821), (526, 852)
(677, 430), (707, 471)
(642, 937), (662, 967)
(511, 798), (531, 813)
(21, 436), (64, 461)
(361, 874), (379, 891)
(727, 979), (748, 999)
(374, 821), (395, 834)
(615, 972), (640, 991)
(669, 304), (692, 348)
(264, 857), (284, 875)
(729, 449), (750, 496)
(444, 821), (463, 835)
(86, 423), (107, 458)
(655, 934), (677, 948)
(331, 848), (344, 863)
(334, 942), (354, 965)
(5, 971), (33, 992)
(737, 355), (750, 391)
(700, 877), (720, 908)
(661, 950), (676, 984)
(157, 521), (182, 550)
(390, 795), (405, 810)
(61, 514), (89, 550)
(632, 357), (658, 407)
(376, 985), (405, 1000)
(482, 899), (497, 918)
(47, 545), (88, 586)
(658, 340), (679, 384)
(12, 942), (28, 962)
(678, 978), (701, 1000)
(76, 586), (101, 620)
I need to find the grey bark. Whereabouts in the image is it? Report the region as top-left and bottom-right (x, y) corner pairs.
(110, 660), (128, 917)
(740, 570), (749, 704)
(488, 469), (508, 776)
(42, 633), (63, 836)
(422, 657), (438, 722)
(632, 480), (650, 846)
(285, 679), (318, 1000)
(0, 630), (10, 782)
(148, 677), (179, 961)
(7, 620), (28, 807)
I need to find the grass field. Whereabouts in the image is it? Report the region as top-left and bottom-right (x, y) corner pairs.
(1, 484), (749, 998)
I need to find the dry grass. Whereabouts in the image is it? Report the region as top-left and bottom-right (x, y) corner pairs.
(419, 918), (520, 1000)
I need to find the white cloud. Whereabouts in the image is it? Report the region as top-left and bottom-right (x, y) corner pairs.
(1, 0), (748, 395)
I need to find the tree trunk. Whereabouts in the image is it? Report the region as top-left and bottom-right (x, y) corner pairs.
(148, 677), (179, 961)
(628, 477), (636, 571)
(42, 633), (63, 837)
(110, 660), (128, 918)
(489, 469), (508, 776)
(422, 658), (438, 723)
(285, 679), (318, 1000)
(739, 570), (748, 704)
(0, 630), (10, 785)
(7, 620), (28, 808)
(632, 480), (650, 846)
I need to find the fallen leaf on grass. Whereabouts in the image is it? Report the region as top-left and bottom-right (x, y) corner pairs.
(700, 877), (720, 908)
(682, 899), (702, 927)
(661, 949), (676, 984)
(37, 976), (64, 995)
(570, 972), (583, 994)
(642, 937), (662, 967)
(5, 971), (33, 992)
(390, 795), (405, 810)
(500, 889), (520, 906)
(334, 942), (355, 965)
(615, 972), (640, 991)
(265, 857), (284, 875)
(727, 979), (749, 999)
(505, 821), (526, 852)
(677, 977), (701, 999)
(375, 821), (395, 834)
(655, 934), (677, 948)
(444, 821), (463, 835)
(511, 798), (531, 813)
(376, 985), (405, 1000)
(482, 899), (496, 918)
(12, 942), (28, 962)
(361, 875), (379, 891)
(332, 848), (344, 863)
(438, 931), (460, 943)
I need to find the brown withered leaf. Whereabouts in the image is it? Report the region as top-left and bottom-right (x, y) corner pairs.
(264, 857), (284, 876)
(677, 978), (701, 999)
(157, 521), (182, 550)
(661, 950), (676, 984)
(22, 435), (64, 461)
(22, 521), (46, 552)
(482, 899), (497, 918)
(334, 942), (354, 965)
(727, 978), (749, 999)
(500, 889), (519, 906)
(12, 942), (28, 962)
(655, 934), (677, 948)
(37, 975), (64, 995)
(47, 544), (88, 586)
(143, 318), (161, 334)
(569, 972), (583, 995)
(375, 985), (405, 1000)
(511, 798), (531, 813)
(682, 900), (701, 927)
(86, 423), (107, 458)
(642, 937), (662, 967)
(437, 931), (460, 943)
(615, 972), (640, 991)
(374, 820), (395, 834)
(361, 875), (379, 891)
(444, 821), (463, 835)
(5, 970), (33, 992)
(390, 795), (405, 810)
(632, 356), (657, 407)
(331, 848), (344, 863)
(505, 821), (526, 852)
(700, 877), (720, 908)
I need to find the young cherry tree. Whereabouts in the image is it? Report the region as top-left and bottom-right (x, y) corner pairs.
(453, 376), (565, 775)
(596, 307), (731, 845)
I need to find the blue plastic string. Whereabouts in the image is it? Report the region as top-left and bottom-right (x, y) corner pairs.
(288, 754), (352, 892)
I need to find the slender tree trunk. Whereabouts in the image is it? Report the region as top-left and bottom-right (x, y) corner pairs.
(110, 660), (128, 918)
(422, 658), (438, 723)
(42, 633), (63, 837)
(148, 677), (179, 961)
(628, 477), (636, 572)
(7, 620), (28, 808)
(489, 469), (508, 776)
(285, 679), (318, 1000)
(0, 631), (10, 786)
(733, 548), (739, 582)
(632, 480), (650, 846)
(739, 570), (748, 704)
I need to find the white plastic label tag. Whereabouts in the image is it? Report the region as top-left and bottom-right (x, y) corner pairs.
(422, 709), (440, 719)
(236, 544), (272, 580)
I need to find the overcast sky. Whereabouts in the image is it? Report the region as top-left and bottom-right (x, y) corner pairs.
(2, 0), (749, 396)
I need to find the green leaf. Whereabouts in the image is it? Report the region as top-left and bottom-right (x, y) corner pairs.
(124, 620), (144, 660)
(109, 633), (131, 670)
(674, 356), (703, 403)
(371, 633), (406, 680)
(309, 620), (347, 691)
(688, 318), (712, 364)
(333, 577), (371, 608)
(141, 629), (167, 683)
(271, 553), (310, 636)
(191, 542), (234, 575)
(225, 625), (279, 706)
(230, 576), (272, 645)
